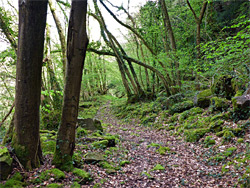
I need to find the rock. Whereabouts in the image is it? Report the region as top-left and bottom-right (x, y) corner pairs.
(232, 86), (250, 120)
(77, 118), (103, 132)
(84, 152), (104, 164)
(210, 97), (230, 112)
(194, 89), (212, 108)
(169, 100), (194, 115)
(211, 75), (235, 99)
(0, 146), (13, 180)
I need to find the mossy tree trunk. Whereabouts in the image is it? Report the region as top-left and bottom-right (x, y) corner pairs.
(53, 0), (88, 171)
(13, 0), (48, 170)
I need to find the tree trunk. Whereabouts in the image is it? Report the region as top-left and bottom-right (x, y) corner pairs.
(53, 0), (88, 171)
(48, 0), (67, 79)
(13, 0), (48, 170)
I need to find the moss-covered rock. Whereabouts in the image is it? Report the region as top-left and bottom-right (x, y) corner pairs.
(179, 107), (203, 122)
(169, 100), (194, 115)
(209, 120), (224, 133)
(184, 128), (210, 142)
(194, 89), (212, 108)
(73, 168), (92, 184)
(222, 130), (235, 142)
(0, 146), (13, 180)
(77, 118), (103, 132)
(40, 168), (66, 181)
(211, 75), (235, 99)
(210, 97), (230, 112)
(1, 172), (25, 187)
(84, 152), (104, 164)
(91, 140), (109, 149)
(76, 127), (88, 138)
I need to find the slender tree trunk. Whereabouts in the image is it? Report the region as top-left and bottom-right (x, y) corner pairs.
(48, 0), (67, 79)
(53, 0), (88, 171)
(13, 0), (48, 170)
(186, 0), (208, 58)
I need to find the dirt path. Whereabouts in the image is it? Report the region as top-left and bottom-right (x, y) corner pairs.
(90, 102), (238, 188)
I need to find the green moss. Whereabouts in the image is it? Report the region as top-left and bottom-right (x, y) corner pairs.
(147, 143), (160, 148)
(237, 138), (244, 143)
(179, 107), (203, 122)
(120, 160), (130, 167)
(71, 182), (81, 188)
(76, 127), (88, 138)
(141, 171), (154, 179)
(209, 120), (224, 133)
(204, 136), (216, 147)
(1, 172), (25, 187)
(184, 128), (210, 142)
(223, 130), (235, 142)
(52, 150), (73, 172)
(72, 168), (92, 184)
(0, 146), (12, 166)
(196, 89), (212, 108)
(41, 140), (56, 153)
(208, 155), (225, 162)
(223, 147), (237, 157)
(151, 164), (165, 171)
(91, 140), (108, 149)
(210, 97), (230, 111)
(47, 183), (63, 188)
(73, 152), (84, 167)
(156, 146), (171, 155)
(169, 100), (194, 115)
(40, 168), (65, 182)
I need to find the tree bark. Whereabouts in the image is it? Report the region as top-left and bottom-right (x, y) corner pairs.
(13, 0), (48, 170)
(53, 0), (88, 171)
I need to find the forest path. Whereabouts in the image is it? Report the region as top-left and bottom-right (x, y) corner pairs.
(92, 101), (237, 188)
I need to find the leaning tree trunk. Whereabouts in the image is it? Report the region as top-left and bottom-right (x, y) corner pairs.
(12, 0), (48, 170)
(53, 0), (88, 171)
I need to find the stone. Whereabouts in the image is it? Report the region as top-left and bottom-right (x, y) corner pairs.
(0, 146), (13, 180)
(194, 89), (212, 108)
(232, 86), (250, 120)
(84, 152), (104, 164)
(211, 75), (235, 99)
(77, 118), (103, 132)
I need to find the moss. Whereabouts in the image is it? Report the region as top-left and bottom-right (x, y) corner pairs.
(91, 140), (109, 149)
(41, 140), (56, 153)
(72, 168), (92, 184)
(141, 171), (154, 179)
(223, 147), (237, 157)
(120, 160), (130, 167)
(237, 138), (244, 143)
(52, 150), (73, 172)
(76, 127), (88, 138)
(208, 155), (225, 162)
(223, 130), (235, 142)
(47, 183), (63, 188)
(179, 107), (203, 122)
(204, 136), (216, 147)
(98, 161), (119, 172)
(151, 164), (165, 171)
(211, 75), (235, 99)
(169, 100), (194, 115)
(73, 152), (84, 168)
(210, 97), (230, 111)
(0, 146), (12, 166)
(184, 128), (210, 142)
(40, 168), (65, 181)
(1, 172), (25, 187)
(209, 120), (224, 133)
(71, 182), (81, 188)
(195, 89), (212, 108)
(156, 146), (171, 155)
(147, 143), (160, 148)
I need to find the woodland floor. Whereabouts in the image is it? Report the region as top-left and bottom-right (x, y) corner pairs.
(82, 101), (243, 188)
(4, 101), (248, 187)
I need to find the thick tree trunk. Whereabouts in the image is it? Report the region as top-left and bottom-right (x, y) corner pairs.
(13, 0), (48, 170)
(53, 0), (88, 171)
